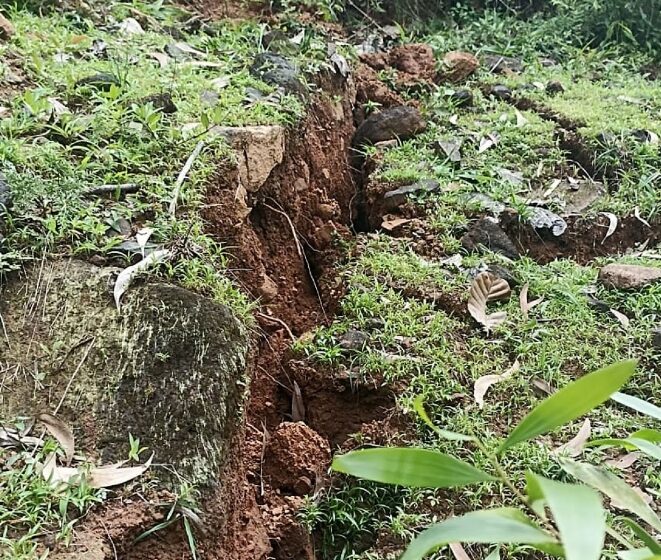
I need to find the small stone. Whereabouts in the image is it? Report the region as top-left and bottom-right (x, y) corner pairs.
(257, 274), (279, 302)
(461, 217), (519, 260)
(339, 329), (369, 351)
(75, 73), (121, 91)
(383, 179), (439, 210)
(652, 328), (661, 351)
(482, 54), (523, 74)
(0, 14), (14, 40)
(489, 84), (512, 100)
(353, 105), (426, 148)
(137, 92), (177, 114)
(527, 207), (567, 236)
(545, 80), (565, 95)
(487, 264), (518, 286)
(250, 52), (305, 97)
(449, 89), (473, 107)
(441, 51), (479, 83)
(599, 264), (661, 290)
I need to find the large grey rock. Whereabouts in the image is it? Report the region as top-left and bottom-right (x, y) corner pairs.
(461, 217), (519, 260)
(0, 259), (249, 486)
(599, 264), (661, 290)
(353, 106), (426, 148)
(250, 52), (305, 96)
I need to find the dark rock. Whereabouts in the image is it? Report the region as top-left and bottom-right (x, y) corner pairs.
(0, 14), (14, 40)
(250, 52), (306, 97)
(74, 73), (121, 91)
(630, 129), (658, 144)
(353, 105), (426, 148)
(461, 217), (519, 260)
(488, 85), (512, 100)
(0, 172), (11, 211)
(449, 89), (473, 107)
(137, 92), (177, 114)
(383, 179), (439, 210)
(599, 264), (661, 290)
(586, 296), (611, 314)
(487, 264), (518, 286)
(596, 131), (617, 145)
(339, 329), (369, 351)
(262, 29), (289, 50)
(652, 327), (661, 351)
(545, 80), (565, 95)
(482, 54), (523, 74)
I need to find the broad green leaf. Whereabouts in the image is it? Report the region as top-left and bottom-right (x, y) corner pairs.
(412, 396), (474, 441)
(621, 518), (661, 554)
(331, 448), (494, 488)
(401, 508), (557, 560)
(612, 393), (661, 421)
(484, 549), (501, 560)
(618, 548), (661, 560)
(533, 475), (605, 560)
(588, 437), (661, 461)
(560, 459), (661, 532)
(524, 472), (548, 519)
(501, 360), (637, 452)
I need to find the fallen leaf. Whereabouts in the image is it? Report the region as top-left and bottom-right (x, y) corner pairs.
(70, 34), (88, 45)
(450, 543), (471, 560)
(478, 135), (496, 153)
(533, 378), (554, 395)
(135, 227), (154, 257)
(514, 108), (528, 127)
(292, 381), (305, 422)
(606, 452), (639, 470)
(648, 131), (660, 145)
(149, 52), (170, 68)
(467, 272), (510, 332)
(554, 418), (591, 457)
(634, 206), (651, 228)
(449, 114), (459, 125)
(519, 283), (544, 319)
(42, 453), (153, 489)
(610, 308), (630, 329)
(330, 52), (350, 78)
(48, 97), (70, 116)
(37, 413), (74, 465)
(381, 216), (411, 231)
(438, 138), (462, 162)
(543, 178), (561, 198)
(600, 212), (618, 243)
(119, 18), (144, 35)
(114, 250), (171, 311)
(532, 81), (545, 90)
(210, 76), (230, 89)
(474, 360), (520, 409)
(168, 42), (206, 59)
(497, 168), (524, 185)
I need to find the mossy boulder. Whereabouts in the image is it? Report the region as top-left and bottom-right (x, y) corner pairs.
(0, 259), (249, 486)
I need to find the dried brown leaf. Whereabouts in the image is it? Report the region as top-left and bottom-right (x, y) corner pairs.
(553, 418), (591, 457)
(600, 212), (618, 244)
(467, 272), (510, 331)
(149, 51), (170, 68)
(533, 378), (554, 395)
(292, 381), (305, 422)
(37, 412), (74, 465)
(519, 283), (544, 319)
(474, 360), (520, 409)
(381, 216), (411, 231)
(42, 453), (153, 489)
(606, 452), (639, 470)
(450, 543), (472, 560)
(610, 308), (630, 329)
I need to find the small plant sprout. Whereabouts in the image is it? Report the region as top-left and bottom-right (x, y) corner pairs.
(128, 433), (148, 462)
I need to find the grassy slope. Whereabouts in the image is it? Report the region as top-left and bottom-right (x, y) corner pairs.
(300, 11), (661, 560)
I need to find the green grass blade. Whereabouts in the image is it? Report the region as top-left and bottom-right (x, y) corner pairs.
(412, 396), (475, 441)
(621, 518), (661, 554)
(560, 459), (661, 532)
(612, 393), (661, 421)
(331, 447), (494, 488)
(400, 508), (557, 560)
(533, 475), (605, 560)
(500, 360), (638, 452)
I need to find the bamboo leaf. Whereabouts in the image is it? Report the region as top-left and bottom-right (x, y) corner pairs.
(611, 393), (661, 421)
(332, 447), (494, 488)
(532, 475), (605, 560)
(401, 508), (557, 560)
(560, 459), (661, 532)
(500, 360), (637, 452)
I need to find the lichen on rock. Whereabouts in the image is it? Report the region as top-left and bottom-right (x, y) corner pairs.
(0, 259), (249, 487)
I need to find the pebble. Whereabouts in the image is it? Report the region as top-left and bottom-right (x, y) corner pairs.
(461, 217), (520, 260)
(250, 52), (306, 97)
(599, 264), (661, 290)
(339, 329), (369, 351)
(489, 84), (512, 100)
(353, 105), (426, 148)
